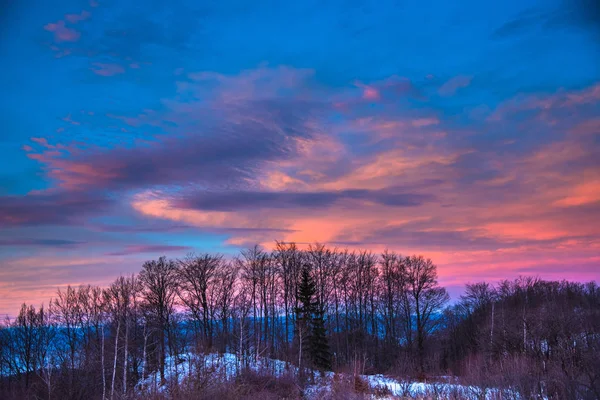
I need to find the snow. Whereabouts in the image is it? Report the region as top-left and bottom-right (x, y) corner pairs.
(365, 375), (520, 399)
(137, 352), (520, 399)
(136, 352), (296, 391)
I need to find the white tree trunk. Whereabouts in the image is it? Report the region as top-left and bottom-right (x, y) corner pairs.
(102, 324), (106, 400)
(298, 329), (302, 370)
(111, 319), (120, 400)
(239, 317), (243, 372)
(141, 327), (147, 390)
(123, 316), (128, 396)
(45, 356), (52, 400)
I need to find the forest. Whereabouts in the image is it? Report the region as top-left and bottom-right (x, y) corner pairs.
(1, 242), (598, 399)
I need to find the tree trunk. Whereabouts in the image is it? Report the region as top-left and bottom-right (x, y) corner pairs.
(102, 324), (106, 400)
(123, 316), (128, 396)
(111, 319), (120, 400)
(141, 327), (148, 390)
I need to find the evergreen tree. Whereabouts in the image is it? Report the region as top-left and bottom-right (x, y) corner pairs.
(311, 304), (332, 370)
(295, 265), (315, 368)
(295, 264), (331, 371)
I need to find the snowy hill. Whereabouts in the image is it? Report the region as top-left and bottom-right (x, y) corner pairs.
(137, 352), (520, 399)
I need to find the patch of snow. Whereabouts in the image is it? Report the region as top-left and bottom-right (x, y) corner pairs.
(137, 352), (521, 399)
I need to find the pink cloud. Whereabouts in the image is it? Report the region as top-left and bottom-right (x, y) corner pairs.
(0, 253), (143, 316)
(333, 76), (420, 110)
(354, 81), (382, 101)
(62, 113), (80, 125)
(569, 118), (600, 136)
(44, 20), (80, 42)
(363, 87), (380, 100)
(91, 63), (126, 77)
(10, 67), (599, 309)
(438, 75), (472, 96)
(65, 10), (91, 23)
(489, 83), (600, 121)
(31, 137), (53, 148)
(563, 83), (600, 106)
(412, 117), (439, 127)
(186, 66), (316, 104)
(121, 76), (600, 278)
(106, 244), (192, 256)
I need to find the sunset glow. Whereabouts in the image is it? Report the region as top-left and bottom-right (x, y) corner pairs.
(1, 0), (599, 316)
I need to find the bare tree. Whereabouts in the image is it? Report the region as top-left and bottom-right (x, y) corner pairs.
(2, 242), (598, 400)
(53, 285), (83, 395)
(404, 255), (449, 375)
(212, 261), (238, 353)
(274, 241), (301, 355)
(103, 276), (139, 398)
(138, 256), (178, 384)
(177, 253), (222, 349)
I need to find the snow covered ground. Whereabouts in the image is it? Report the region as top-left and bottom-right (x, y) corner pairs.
(137, 352), (520, 399)
(136, 352), (295, 389)
(365, 374), (519, 399)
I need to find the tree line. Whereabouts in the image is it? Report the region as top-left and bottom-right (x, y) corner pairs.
(0, 242), (598, 399)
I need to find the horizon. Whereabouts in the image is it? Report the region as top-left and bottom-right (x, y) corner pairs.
(1, 0), (599, 317)
(0, 242), (597, 319)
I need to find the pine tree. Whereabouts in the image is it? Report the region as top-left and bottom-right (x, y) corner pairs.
(311, 304), (332, 370)
(295, 265), (315, 369)
(295, 265), (331, 371)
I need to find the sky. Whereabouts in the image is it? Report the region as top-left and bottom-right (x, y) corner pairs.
(1, 0), (599, 316)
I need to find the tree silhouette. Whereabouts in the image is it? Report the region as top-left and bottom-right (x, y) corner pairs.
(295, 264), (331, 371)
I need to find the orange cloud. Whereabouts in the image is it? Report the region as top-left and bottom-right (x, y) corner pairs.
(6, 68), (599, 317)
(554, 178), (600, 207)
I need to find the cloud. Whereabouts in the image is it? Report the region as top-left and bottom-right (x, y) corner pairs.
(0, 191), (113, 226)
(489, 83), (600, 121)
(492, 8), (552, 39)
(93, 223), (195, 233)
(65, 11), (91, 24)
(412, 118), (439, 127)
(0, 254), (142, 316)
(117, 78), (600, 272)
(106, 244), (192, 256)
(44, 21), (80, 42)
(173, 188), (433, 212)
(438, 75), (472, 96)
(0, 239), (84, 247)
(354, 81), (380, 101)
(3, 64), (599, 317)
(492, 1), (600, 40)
(91, 63), (126, 76)
(27, 69), (326, 191)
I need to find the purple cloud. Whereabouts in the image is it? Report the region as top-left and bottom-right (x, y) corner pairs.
(0, 239), (84, 247)
(31, 98), (324, 191)
(173, 188), (434, 212)
(0, 191), (113, 227)
(106, 244), (192, 256)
